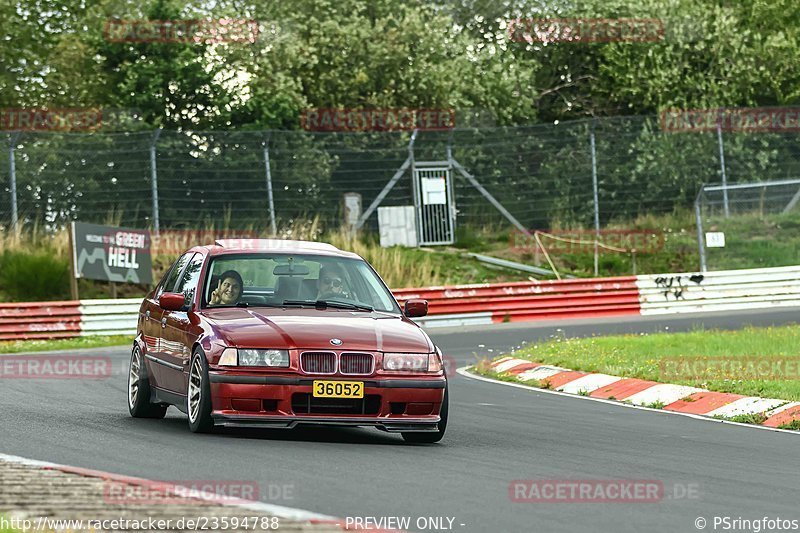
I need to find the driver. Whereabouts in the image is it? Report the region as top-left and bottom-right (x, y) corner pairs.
(209, 270), (243, 305)
(317, 265), (348, 300)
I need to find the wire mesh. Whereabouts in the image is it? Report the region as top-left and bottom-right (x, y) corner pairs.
(2, 115), (800, 246)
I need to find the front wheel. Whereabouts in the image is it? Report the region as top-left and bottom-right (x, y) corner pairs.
(402, 386), (448, 444)
(128, 346), (168, 419)
(187, 349), (215, 433)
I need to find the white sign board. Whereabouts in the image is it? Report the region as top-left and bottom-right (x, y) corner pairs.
(421, 176), (447, 205)
(378, 206), (418, 247)
(705, 232), (726, 248)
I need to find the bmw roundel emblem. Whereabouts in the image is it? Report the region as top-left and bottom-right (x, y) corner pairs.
(330, 338), (343, 346)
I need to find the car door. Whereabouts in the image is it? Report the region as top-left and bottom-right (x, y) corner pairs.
(159, 252), (205, 394)
(145, 252), (193, 391)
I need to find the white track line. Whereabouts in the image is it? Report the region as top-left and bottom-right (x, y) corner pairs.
(457, 367), (800, 436)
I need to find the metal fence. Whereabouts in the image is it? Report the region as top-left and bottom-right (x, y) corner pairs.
(696, 179), (800, 272)
(3, 115), (800, 238)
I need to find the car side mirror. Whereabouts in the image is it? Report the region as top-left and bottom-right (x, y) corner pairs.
(159, 292), (187, 312)
(404, 299), (428, 318)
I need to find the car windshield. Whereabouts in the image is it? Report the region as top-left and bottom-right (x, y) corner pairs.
(202, 253), (400, 313)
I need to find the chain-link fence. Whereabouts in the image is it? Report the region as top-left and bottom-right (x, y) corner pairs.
(3, 115), (800, 251)
(697, 179), (800, 271)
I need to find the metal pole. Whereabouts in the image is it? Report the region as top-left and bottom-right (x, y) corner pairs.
(445, 128), (457, 244)
(8, 133), (19, 232)
(150, 129), (162, 233)
(355, 130), (418, 231)
(409, 129), (422, 245)
(451, 159), (531, 236)
(716, 122), (729, 218)
(590, 125), (600, 276)
(263, 136), (277, 236)
(695, 191), (707, 272)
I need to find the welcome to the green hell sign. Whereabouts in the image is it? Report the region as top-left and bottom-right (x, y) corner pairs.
(72, 222), (153, 284)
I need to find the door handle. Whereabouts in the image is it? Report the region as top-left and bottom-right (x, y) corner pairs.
(161, 317), (167, 328)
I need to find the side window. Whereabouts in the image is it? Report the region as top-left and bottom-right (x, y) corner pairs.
(175, 254), (204, 307)
(159, 253), (192, 297)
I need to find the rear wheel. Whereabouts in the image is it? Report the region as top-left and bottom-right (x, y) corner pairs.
(402, 385), (448, 444)
(187, 349), (215, 433)
(128, 346), (168, 419)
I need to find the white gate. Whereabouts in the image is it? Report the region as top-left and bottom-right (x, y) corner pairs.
(412, 162), (456, 245)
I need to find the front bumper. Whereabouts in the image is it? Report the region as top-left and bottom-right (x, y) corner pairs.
(208, 371), (446, 432)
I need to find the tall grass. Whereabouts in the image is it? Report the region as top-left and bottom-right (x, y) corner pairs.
(329, 229), (443, 289)
(0, 218), (459, 301)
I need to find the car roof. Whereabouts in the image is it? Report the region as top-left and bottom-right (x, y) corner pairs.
(194, 239), (362, 259)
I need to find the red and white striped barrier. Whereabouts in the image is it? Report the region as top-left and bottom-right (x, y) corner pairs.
(1, 265), (799, 340)
(484, 357), (800, 429)
(393, 277), (640, 327)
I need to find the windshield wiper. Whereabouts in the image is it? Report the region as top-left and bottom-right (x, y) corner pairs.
(282, 299), (374, 312)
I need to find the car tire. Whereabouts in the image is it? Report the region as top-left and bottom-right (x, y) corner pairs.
(128, 345), (168, 419)
(402, 385), (448, 444)
(187, 349), (215, 433)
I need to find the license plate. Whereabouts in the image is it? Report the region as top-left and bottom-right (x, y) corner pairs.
(313, 380), (364, 398)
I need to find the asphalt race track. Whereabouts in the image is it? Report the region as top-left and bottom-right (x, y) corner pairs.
(2, 308), (800, 532)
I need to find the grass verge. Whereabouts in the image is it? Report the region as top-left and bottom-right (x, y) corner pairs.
(0, 335), (132, 355)
(472, 325), (800, 401)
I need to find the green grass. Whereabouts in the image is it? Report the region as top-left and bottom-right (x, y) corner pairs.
(468, 209), (800, 277)
(0, 335), (132, 354)
(475, 325), (800, 400)
(713, 413), (770, 425)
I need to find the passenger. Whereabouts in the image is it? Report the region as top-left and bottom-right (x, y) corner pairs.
(209, 270), (243, 305)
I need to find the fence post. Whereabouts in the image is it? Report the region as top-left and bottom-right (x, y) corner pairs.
(409, 129), (421, 245)
(590, 123), (600, 276)
(695, 191), (707, 272)
(150, 129), (162, 233)
(263, 134), (277, 236)
(8, 132), (20, 232)
(716, 122), (729, 218)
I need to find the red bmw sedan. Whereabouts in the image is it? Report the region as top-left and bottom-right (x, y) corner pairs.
(128, 239), (448, 443)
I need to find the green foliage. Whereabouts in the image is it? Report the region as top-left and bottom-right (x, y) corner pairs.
(0, 250), (70, 301)
(4, 0), (798, 125)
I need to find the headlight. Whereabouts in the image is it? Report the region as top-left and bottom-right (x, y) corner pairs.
(219, 348), (290, 367)
(384, 353), (440, 373)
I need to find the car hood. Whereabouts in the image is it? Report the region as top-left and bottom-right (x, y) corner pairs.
(201, 308), (433, 353)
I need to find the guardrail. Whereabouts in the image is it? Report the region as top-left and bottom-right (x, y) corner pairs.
(637, 265), (800, 315)
(1, 266), (799, 341)
(394, 277), (640, 327)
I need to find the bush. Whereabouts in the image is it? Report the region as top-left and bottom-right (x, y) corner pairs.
(0, 250), (70, 302)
